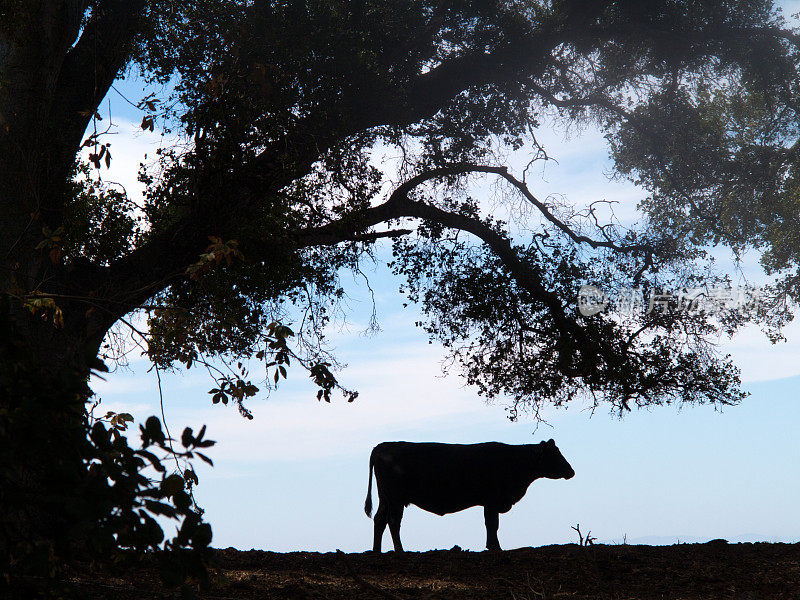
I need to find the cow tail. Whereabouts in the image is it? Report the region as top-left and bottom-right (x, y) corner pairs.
(364, 449), (375, 518)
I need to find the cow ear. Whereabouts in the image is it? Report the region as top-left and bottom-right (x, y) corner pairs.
(547, 439), (555, 446)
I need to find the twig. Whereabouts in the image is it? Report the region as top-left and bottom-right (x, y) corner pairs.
(572, 524), (584, 546)
(154, 363), (182, 476)
(572, 524), (596, 546)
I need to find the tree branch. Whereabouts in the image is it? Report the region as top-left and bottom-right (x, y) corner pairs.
(98, 26), (570, 311)
(95, 161), (644, 374)
(527, 81), (632, 120)
(261, 165), (599, 375)
(50, 0), (146, 181)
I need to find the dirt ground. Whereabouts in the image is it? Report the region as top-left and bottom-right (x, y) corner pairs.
(35, 542), (800, 599)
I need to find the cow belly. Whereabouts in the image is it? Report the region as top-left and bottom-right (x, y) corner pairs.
(410, 497), (479, 516)
(404, 479), (487, 516)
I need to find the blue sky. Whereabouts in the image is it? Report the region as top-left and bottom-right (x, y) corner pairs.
(94, 286), (800, 551)
(88, 6), (800, 552)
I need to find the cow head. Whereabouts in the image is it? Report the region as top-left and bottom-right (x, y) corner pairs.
(539, 439), (575, 480)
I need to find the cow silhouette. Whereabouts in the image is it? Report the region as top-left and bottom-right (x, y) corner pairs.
(365, 440), (575, 552)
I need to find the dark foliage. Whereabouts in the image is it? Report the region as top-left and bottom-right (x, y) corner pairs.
(0, 298), (214, 594)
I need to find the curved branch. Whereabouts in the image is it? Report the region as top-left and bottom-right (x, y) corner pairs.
(493, 167), (650, 253)
(275, 165), (604, 375)
(81, 159), (654, 382)
(399, 198), (593, 375)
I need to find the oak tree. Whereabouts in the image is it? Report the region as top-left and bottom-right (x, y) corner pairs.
(1, 0), (797, 583)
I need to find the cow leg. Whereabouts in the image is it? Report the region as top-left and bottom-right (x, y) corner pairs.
(373, 502), (389, 552)
(484, 507), (501, 551)
(387, 504), (405, 553)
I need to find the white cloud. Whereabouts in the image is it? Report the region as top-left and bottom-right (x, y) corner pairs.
(79, 117), (181, 207)
(720, 319), (800, 383)
(163, 343), (500, 463)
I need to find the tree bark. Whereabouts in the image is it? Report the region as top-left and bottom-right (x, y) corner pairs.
(0, 298), (94, 565)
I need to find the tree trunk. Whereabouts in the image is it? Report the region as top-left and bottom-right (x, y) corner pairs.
(0, 5), (146, 573)
(0, 294), (101, 571)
